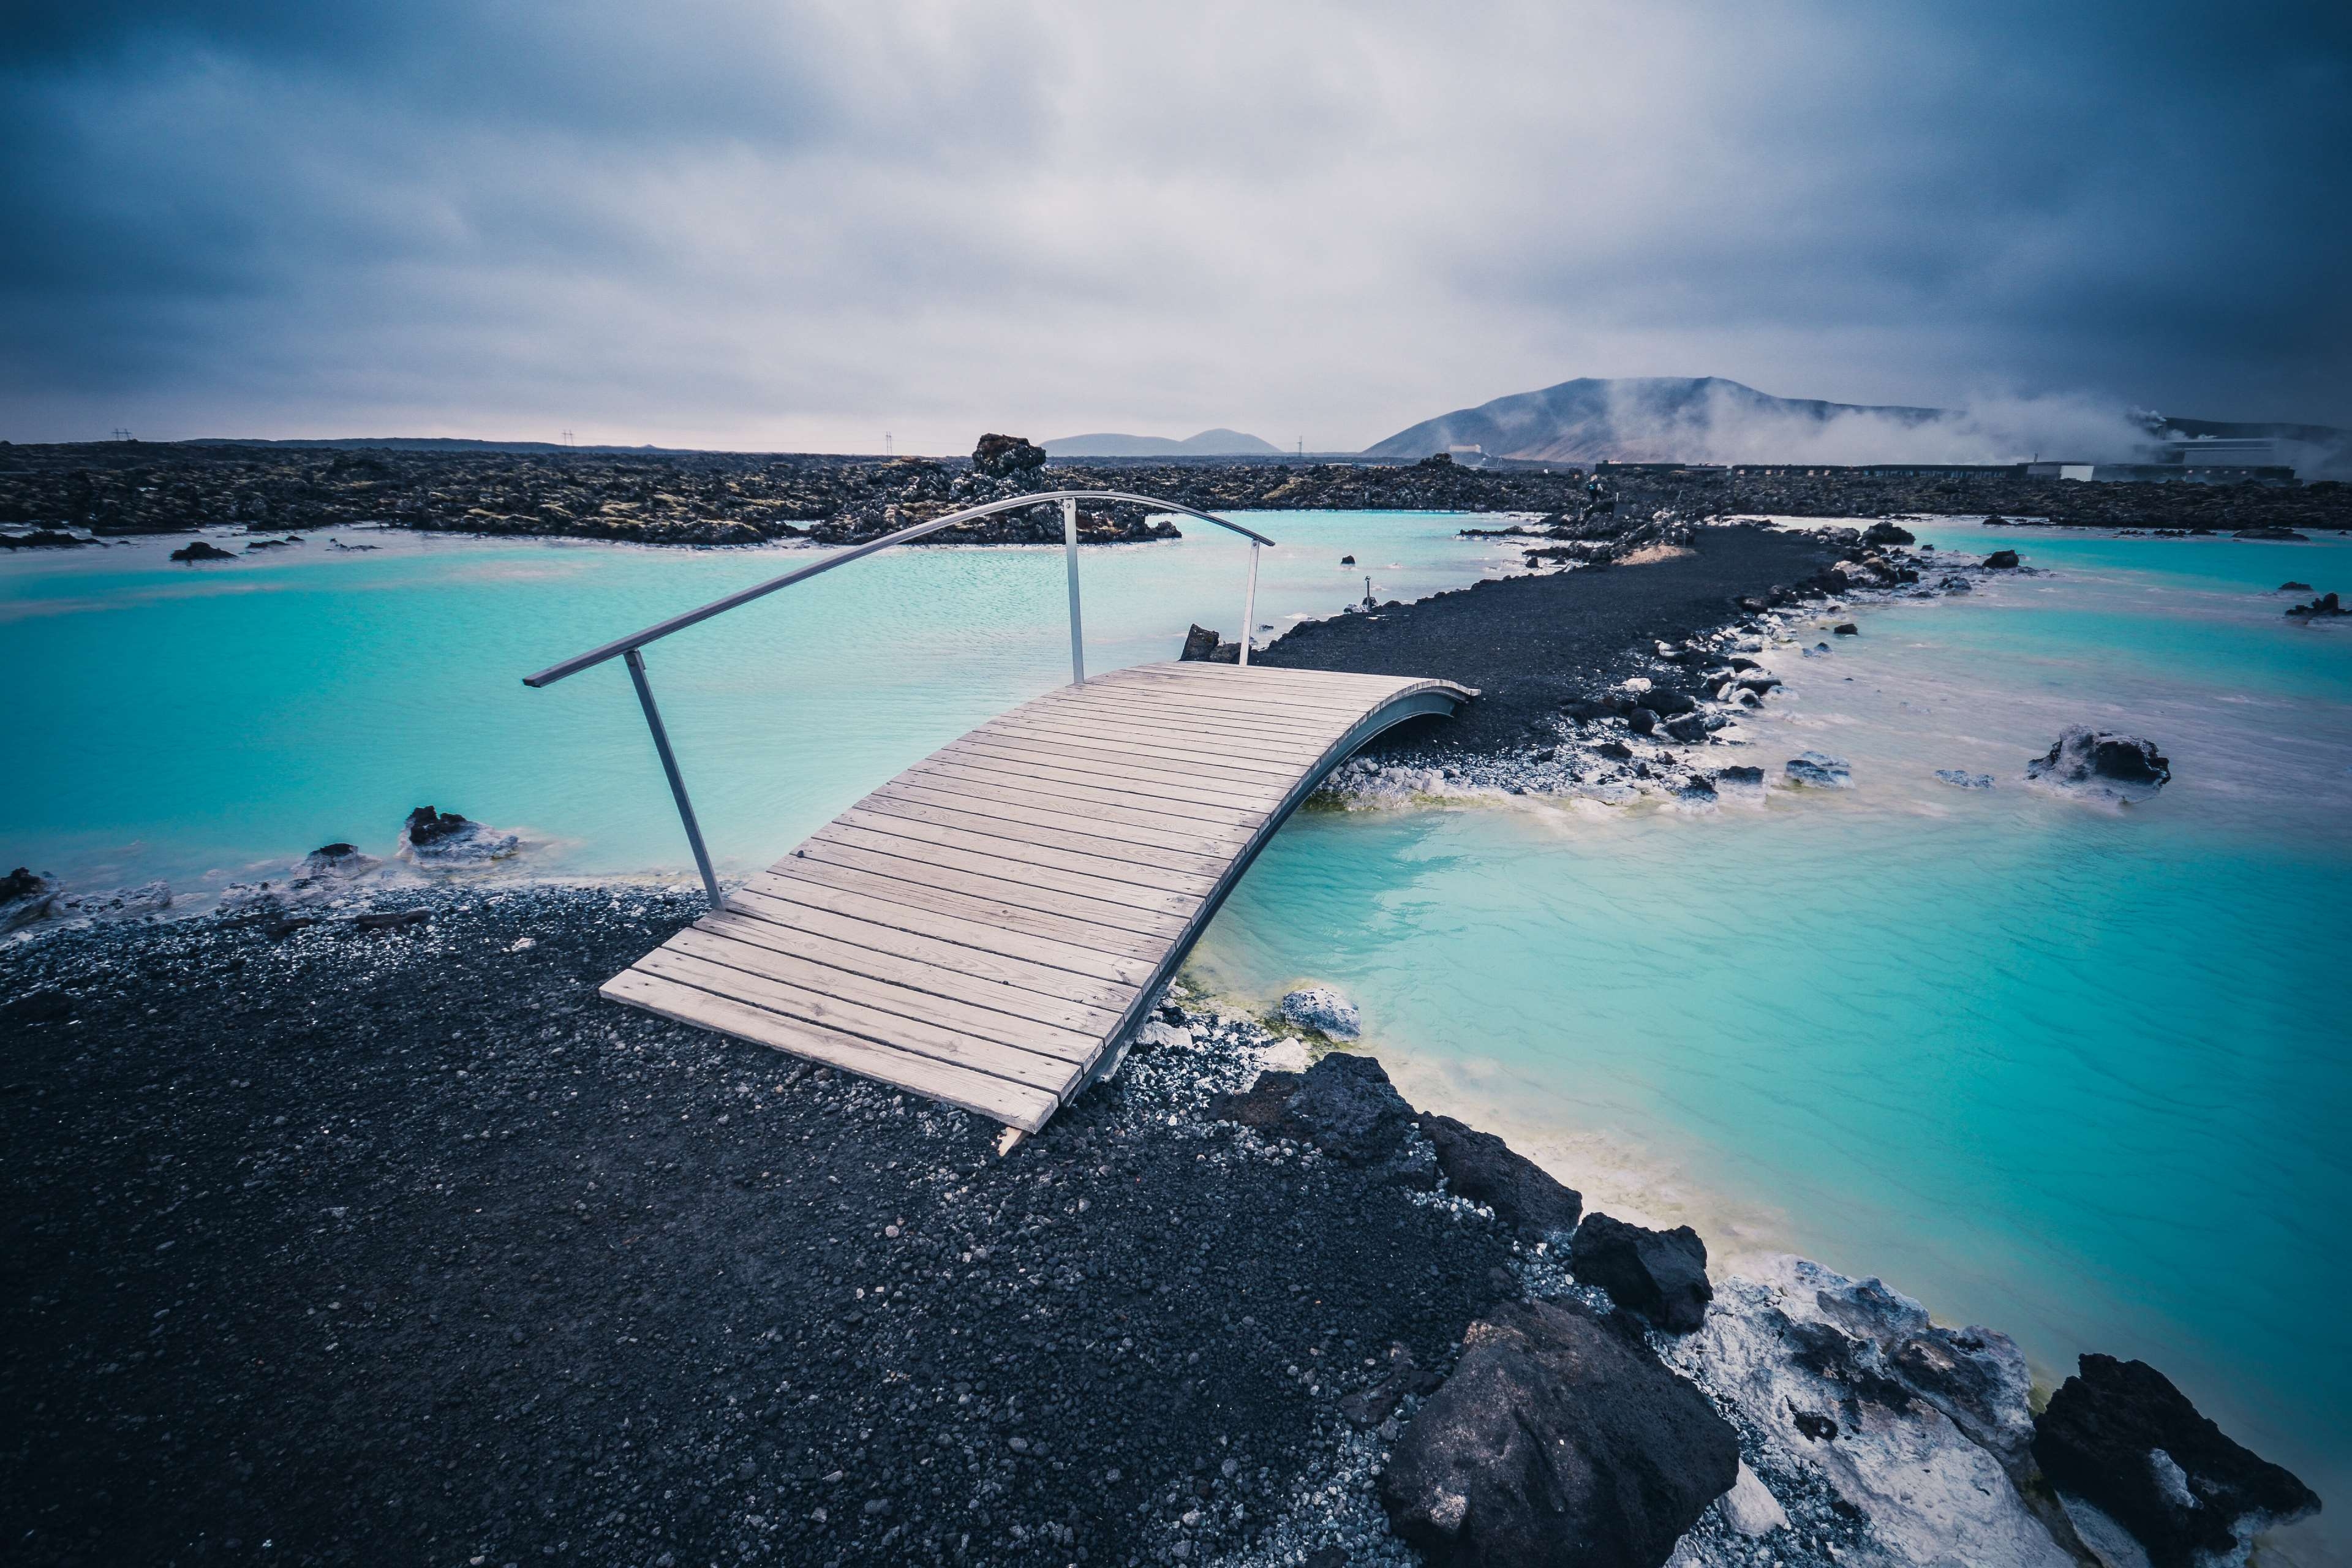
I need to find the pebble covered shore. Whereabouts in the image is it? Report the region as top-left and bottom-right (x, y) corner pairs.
(0, 887), (1530, 1568)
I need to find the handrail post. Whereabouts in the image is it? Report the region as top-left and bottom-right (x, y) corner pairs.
(1061, 497), (1086, 685)
(624, 647), (723, 909)
(1238, 541), (1261, 667)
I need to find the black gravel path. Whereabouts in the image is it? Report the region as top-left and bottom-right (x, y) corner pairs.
(1257, 523), (1839, 755)
(0, 888), (1519, 1568)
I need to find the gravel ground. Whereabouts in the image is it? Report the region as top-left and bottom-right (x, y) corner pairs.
(0, 886), (1526, 1568)
(1255, 523), (1839, 756)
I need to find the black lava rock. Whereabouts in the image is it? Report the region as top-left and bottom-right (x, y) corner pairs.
(1832, 622), (1859, 636)
(971, 432), (1046, 478)
(1380, 1297), (1738, 1567)
(1663, 715), (1708, 744)
(2026, 728), (2171, 797)
(1179, 623), (1223, 660)
(2032, 1354), (2320, 1568)
(1625, 707), (1657, 735)
(1569, 1213), (1713, 1333)
(1863, 521), (1917, 546)
(168, 540), (236, 562)
(1417, 1114), (1581, 1240)
(402, 806), (478, 847)
(1983, 549), (2021, 569)
(1210, 1052), (1420, 1169)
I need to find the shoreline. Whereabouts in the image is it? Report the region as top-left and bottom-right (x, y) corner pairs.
(4, 445), (2346, 552)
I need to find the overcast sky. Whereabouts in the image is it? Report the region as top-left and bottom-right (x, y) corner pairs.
(4, 1), (2348, 452)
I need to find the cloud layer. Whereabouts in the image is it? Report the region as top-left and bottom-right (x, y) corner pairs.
(4, 1), (2348, 451)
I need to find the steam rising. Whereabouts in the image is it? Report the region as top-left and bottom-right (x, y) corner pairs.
(1600, 383), (2158, 466)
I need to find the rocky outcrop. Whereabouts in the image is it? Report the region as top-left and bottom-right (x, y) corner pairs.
(168, 540), (236, 562)
(2285, 590), (2344, 617)
(301, 842), (382, 880)
(1417, 1114), (1583, 1240)
(1569, 1214), (1711, 1333)
(971, 433), (1046, 478)
(2024, 728), (2171, 803)
(1784, 752), (1853, 789)
(1983, 549), (2021, 569)
(1, 867), (59, 932)
(1863, 522), (1917, 546)
(2032, 1354), (2320, 1568)
(1660, 1256), (2074, 1568)
(1280, 986), (1362, 1039)
(1210, 1052), (1427, 1176)
(1379, 1295), (1740, 1567)
(397, 806), (521, 864)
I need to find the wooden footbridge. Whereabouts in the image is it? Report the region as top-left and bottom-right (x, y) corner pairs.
(526, 493), (1471, 1131)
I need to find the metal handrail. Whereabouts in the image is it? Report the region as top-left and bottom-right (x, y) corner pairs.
(524, 490), (1272, 688)
(522, 488), (1276, 906)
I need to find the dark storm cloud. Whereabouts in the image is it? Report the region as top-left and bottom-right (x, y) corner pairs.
(2, 0), (2346, 450)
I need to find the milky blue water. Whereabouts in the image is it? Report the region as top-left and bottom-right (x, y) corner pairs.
(0, 513), (1524, 891)
(6, 514), (2348, 1560)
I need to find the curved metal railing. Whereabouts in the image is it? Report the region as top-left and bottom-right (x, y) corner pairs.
(521, 489), (1276, 905)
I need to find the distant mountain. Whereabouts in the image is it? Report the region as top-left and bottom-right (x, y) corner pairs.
(1362, 377), (1947, 463)
(1042, 428), (1284, 458)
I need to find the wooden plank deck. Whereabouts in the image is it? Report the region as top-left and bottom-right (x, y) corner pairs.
(600, 661), (1473, 1131)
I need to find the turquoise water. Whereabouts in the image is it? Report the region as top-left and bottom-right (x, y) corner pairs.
(0, 513), (1523, 891)
(1193, 521), (2352, 1563)
(6, 515), (2348, 1560)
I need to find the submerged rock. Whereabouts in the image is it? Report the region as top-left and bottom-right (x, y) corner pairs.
(1, 867), (59, 932)
(1417, 1113), (1583, 1240)
(1570, 1213), (1711, 1333)
(302, 843), (382, 880)
(1661, 1255), (2074, 1568)
(1280, 986), (1362, 1039)
(397, 806), (521, 864)
(1784, 751), (1853, 789)
(1712, 764), (1766, 800)
(1935, 769), (1996, 790)
(1380, 1295), (1739, 1568)
(2032, 1354), (2320, 1568)
(2024, 728), (2170, 803)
